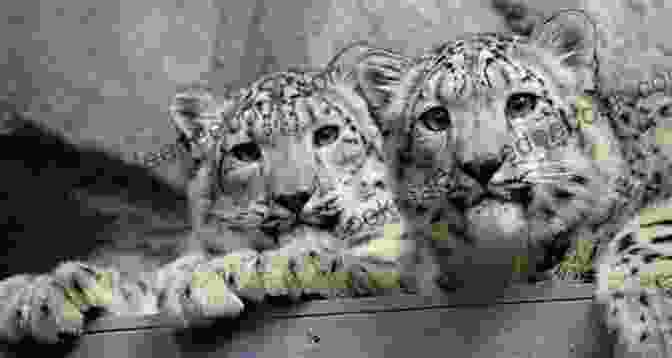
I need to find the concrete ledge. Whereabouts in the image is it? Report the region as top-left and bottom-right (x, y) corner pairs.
(0, 282), (618, 358)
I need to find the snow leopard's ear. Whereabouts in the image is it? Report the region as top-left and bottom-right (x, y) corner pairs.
(320, 41), (384, 84)
(530, 10), (599, 85)
(169, 82), (237, 158)
(352, 46), (413, 111)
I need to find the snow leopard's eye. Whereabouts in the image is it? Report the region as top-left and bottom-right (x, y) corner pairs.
(230, 142), (262, 162)
(418, 106), (452, 132)
(313, 125), (341, 147)
(506, 92), (539, 119)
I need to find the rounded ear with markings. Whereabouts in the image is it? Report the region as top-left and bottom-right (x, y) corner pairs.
(353, 48), (412, 111)
(169, 82), (238, 157)
(321, 41), (384, 84)
(530, 10), (599, 77)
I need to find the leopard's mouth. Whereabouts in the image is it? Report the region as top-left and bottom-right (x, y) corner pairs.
(442, 181), (534, 214)
(429, 182), (538, 242)
(430, 181), (578, 274)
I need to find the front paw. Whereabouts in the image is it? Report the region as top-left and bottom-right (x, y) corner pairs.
(0, 262), (114, 344)
(553, 239), (596, 282)
(206, 249), (266, 303)
(268, 248), (350, 299)
(207, 247), (351, 302)
(155, 254), (244, 325)
(346, 259), (404, 297)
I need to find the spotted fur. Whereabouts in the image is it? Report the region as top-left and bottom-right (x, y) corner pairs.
(352, 10), (672, 354)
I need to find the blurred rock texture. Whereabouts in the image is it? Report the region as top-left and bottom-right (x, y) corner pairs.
(2, 0), (672, 186)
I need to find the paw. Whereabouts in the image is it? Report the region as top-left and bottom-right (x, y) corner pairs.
(209, 248), (348, 302)
(343, 231), (410, 296)
(553, 239), (595, 282)
(268, 227), (355, 300)
(207, 246), (352, 301)
(345, 255), (404, 297)
(0, 262), (114, 344)
(206, 249), (266, 303)
(271, 248), (350, 299)
(155, 254), (244, 325)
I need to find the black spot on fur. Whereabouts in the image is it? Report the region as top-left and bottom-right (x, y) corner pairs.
(620, 113), (631, 124)
(137, 281), (148, 294)
(639, 219), (672, 228)
(643, 253), (662, 263)
(570, 175), (588, 185)
(40, 303), (50, 317)
(651, 235), (672, 244)
(554, 188), (574, 200)
(640, 294), (649, 307)
(157, 291), (167, 308)
(617, 233), (636, 252)
(415, 205), (429, 214)
(631, 267), (639, 275)
(627, 248), (644, 255)
(640, 331), (649, 342)
(121, 287), (132, 300)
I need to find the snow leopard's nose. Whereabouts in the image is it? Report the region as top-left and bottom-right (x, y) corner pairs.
(461, 155), (503, 186)
(273, 191), (312, 213)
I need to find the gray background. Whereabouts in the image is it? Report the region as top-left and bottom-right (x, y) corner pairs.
(2, 0), (671, 189)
